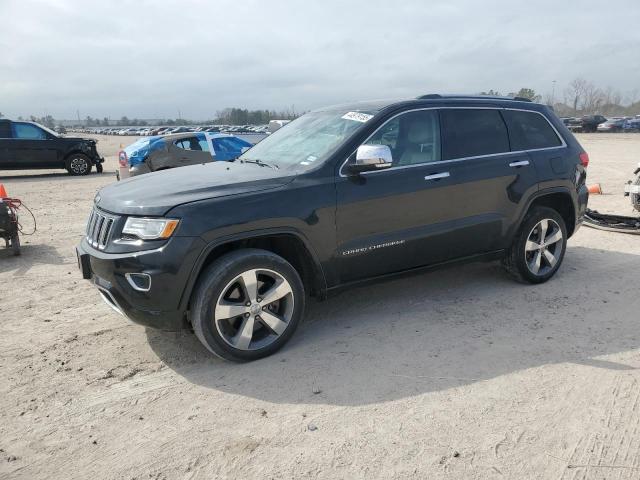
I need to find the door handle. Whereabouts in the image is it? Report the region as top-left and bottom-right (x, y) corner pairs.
(509, 160), (530, 167)
(424, 172), (450, 181)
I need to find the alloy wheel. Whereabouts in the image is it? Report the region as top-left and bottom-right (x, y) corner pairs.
(524, 218), (563, 276)
(70, 157), (89, 174)
(214, 268), (294, 351)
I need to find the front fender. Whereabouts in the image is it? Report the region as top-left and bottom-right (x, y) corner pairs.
(176, 227), (327, 311)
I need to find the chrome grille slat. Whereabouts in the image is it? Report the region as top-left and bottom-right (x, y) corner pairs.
(87, 211), (97, 237)
(94, 216), (105, 247)
(100, 219), (113, 246)
(85, 209), (117, 250)
(85, 211), (94, 236)
(90, 212), (99, 240)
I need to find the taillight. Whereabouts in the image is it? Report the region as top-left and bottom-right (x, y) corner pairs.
(118, 151), (128, 167)
(579, 152), (589, 168)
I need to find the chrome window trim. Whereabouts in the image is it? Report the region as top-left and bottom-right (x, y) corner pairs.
(338, 106), (567, 178)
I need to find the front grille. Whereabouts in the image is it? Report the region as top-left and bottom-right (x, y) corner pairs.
(86, 209), (116, 250)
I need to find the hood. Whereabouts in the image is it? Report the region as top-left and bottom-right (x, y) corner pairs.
(96, 161), (295, 216)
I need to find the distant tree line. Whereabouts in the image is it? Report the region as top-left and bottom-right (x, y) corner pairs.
(213, 107), (301, 125)
(11, 107), (301, 128)
(14, 84), (640, 129)
(14, 115), (57, 129)
(481, 81), (640, 117)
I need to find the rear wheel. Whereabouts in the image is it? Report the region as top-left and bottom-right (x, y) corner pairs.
(66, 154), (92, 175)
(190, 249), (305, 362)
(503, 206), (567, 284)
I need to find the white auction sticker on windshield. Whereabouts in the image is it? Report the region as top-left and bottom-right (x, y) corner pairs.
(342, 112), (373, 123)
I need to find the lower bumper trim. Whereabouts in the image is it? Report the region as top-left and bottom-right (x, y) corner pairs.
(97, 287), (125, 317)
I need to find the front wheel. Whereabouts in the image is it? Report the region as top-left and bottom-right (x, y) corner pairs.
(190, 249), (305, 362)
(503, 206), (567, 284)
(631, 175), (640, 212)
(66, 154), (92, 175)
(10, 232), (20, 256)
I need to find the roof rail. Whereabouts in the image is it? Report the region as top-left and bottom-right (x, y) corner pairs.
(417, 94), (533, 102)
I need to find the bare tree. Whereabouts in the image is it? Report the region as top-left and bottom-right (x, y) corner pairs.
(582, 82), (602, 112)
(600, 86), (623, 115)
(565, 78), (588, 115)
(625, 88), (639, 106)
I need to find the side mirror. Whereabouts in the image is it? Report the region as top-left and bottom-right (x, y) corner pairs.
(348, 145), (393, 174)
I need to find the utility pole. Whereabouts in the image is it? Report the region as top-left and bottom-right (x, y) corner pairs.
(551, 80), (556, 106)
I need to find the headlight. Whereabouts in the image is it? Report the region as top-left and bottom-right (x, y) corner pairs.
(122, 217), (179, 240)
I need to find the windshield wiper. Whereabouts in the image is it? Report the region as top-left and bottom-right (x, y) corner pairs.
(241, 159), (279, 169)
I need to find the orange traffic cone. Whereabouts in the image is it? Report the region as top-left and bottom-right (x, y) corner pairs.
(0, 184), (7, 198)
(588, 183), (602, 195)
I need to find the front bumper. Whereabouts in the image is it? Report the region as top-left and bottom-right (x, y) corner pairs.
(76, 236), (205, 330)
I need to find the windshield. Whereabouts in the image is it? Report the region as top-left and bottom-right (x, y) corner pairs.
(33, 122), (60, 137)
(238, 110), (377, 170)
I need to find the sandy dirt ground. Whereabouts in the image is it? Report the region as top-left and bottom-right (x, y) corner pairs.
(1, 133), (639, 480)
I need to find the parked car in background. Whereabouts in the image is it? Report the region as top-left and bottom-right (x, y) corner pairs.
(120, 132), (253, 177)
(623, 118), (640, 131)
(0, 119), (104, 175)
(268, 119), (291, 132)
(567, 115), (607, 133)
(597, 118), (625, 132)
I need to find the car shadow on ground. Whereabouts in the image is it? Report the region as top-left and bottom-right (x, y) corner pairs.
(1, 171), (113, 182)
(0, 243), (67, 275)
(146, 245), (640, 406)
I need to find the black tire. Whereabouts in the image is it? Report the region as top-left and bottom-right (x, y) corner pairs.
(10, 232), (20, 256)
(190, 248), (305, 362)
(631, 175), (640, 212)
(96, 162), (104, 173)
(502, 206), (567, 284)
(66, 154), (92, 175)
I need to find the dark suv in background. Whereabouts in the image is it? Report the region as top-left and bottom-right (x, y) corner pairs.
(0, 120), (104, 175)
(77, 94), (589, 361)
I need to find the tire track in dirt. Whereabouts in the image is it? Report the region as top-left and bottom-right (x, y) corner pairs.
(558, 374), (640, 480)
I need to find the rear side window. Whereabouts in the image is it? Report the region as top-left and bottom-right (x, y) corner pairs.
(440, 109), (509, 160)
(12, 122), (47, 140)
(503, 110), (562, 150)
(0, 122), (10, 138)
(174, 136), (209, 152)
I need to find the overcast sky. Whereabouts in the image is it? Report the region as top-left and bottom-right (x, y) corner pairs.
(1, 0), (639, 120)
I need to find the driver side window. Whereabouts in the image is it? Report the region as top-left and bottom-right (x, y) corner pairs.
(364, 110), (441, 167)
(12, 122), (47, 140)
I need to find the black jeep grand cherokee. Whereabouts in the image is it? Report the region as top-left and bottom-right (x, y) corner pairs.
(77, 95), (589, 361)
(0, 119), (104, 175)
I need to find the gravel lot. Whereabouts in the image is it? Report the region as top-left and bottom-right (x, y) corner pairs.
(1, 133), (639, 479)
